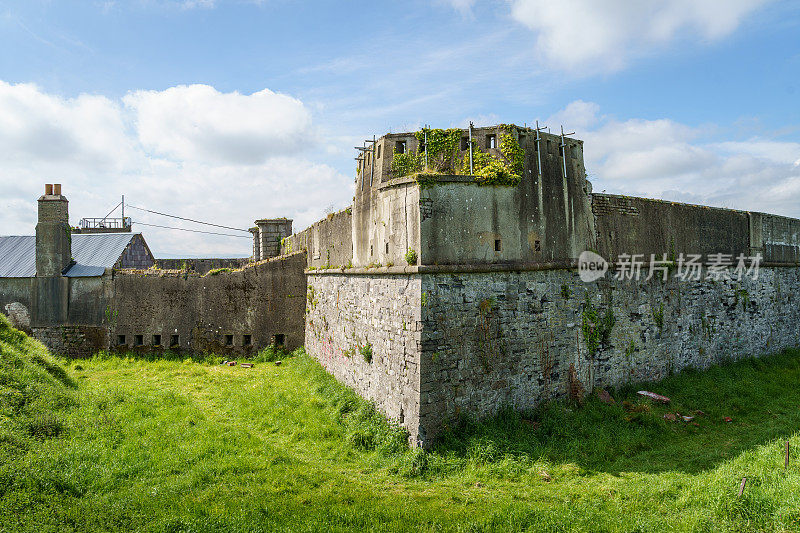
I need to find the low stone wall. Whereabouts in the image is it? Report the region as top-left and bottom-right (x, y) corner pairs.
(32, 325), (109, 359)
(112, 253), (306, 355)
(305, 273), (425, 444)
(417, 266), (800, 442)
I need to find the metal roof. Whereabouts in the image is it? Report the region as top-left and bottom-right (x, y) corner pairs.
(0, 233), (139, 278)
(0, 236), (36, 277)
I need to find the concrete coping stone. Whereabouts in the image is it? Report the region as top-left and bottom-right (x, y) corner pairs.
(116, 251), (305, 277)
(380, 174), (477, 190)
(306, 261), (578, 276)
(305, 259), (799, 276)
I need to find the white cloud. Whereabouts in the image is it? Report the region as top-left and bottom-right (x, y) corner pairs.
(0, 80), (135, 171)
(124, 84), (313, 164)
(548, 101), (800, 218)
(510, 0), (772, 73)
(0, 81), (350, 257)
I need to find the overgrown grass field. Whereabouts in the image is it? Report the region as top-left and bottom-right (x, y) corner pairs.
(2, 315), (800, 531)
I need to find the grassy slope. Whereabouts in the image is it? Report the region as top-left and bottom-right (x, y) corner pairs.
(0, 328), (799, 531)
(0, 315), (76, 455)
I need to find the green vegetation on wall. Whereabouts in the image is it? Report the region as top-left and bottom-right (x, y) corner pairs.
(390, 125), (524, 187)
(581, 294), (615, 357)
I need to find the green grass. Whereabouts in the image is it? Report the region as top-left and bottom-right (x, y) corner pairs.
(0, 315), (76, 454)
(1, 316), (800, 531)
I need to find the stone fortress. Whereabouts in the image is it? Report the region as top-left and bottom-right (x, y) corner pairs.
(1, 124), (799, 447)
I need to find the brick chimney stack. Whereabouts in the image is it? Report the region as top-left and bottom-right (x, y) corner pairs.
(36, 183), (71, 277)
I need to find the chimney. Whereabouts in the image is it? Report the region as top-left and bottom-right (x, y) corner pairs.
(36, 183), (71, 277)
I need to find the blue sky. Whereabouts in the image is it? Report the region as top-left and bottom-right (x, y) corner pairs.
(1, 0), (798, 256)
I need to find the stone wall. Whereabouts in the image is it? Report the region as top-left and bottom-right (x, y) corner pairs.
(758, 213), (800, 263)
(281, 209), (353, 268)
(305, 272), (425, 444)
(116, 234), (155, 269)
(32, 325), (109, 359)
(111, 252), (306, 355)
(417, 266), (800, 442)
(592, 194), (751, 262)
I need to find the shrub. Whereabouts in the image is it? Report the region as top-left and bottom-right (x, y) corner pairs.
(405, 249), (418, 265)
(253, 344), (285, 363)
(360, 343), (373, 364)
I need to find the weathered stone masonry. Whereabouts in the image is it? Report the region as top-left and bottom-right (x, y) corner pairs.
(417, 267), (800, 442)
(296, 124), (800, 447)
(304, 273), (423, 437)
(111, 253), (306, 354)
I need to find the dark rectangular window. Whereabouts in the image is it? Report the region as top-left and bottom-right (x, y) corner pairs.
(486, 134), (496, 149)
(534, 240), (541, 252)
(495, 239), (502, 252)
(243, 334), (252, 346)
(460, 137), (469, 150)
(274, 334), (285, 347)
(385, 242), (389, 254)
(224, 334), (233, 346)
(377, 144), (381, 158)
(152, 334), (161, 346)
(170, 334), (179, 347)
(117, 335), (126, 346)
(571, 145), (578, 159)
(395, 141), (406, 154)
(134, 334), (143, 346)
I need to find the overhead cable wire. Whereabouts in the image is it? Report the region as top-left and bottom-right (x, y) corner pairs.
(102, 201), (122, 220)
(126, 204), (251, 233)
(132, 221), (251, 238)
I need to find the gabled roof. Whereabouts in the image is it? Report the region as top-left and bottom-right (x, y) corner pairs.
(0, 233), (144, 278)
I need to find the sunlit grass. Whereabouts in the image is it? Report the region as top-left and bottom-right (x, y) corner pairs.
(1, 313), (800, 532)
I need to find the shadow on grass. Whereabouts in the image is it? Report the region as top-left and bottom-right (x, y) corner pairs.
(432, 348), (800, 475)
(96, 344), (294, 365)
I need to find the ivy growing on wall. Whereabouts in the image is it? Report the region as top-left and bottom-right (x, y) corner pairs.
(414, 128), (462, 173)
(390, 149), (423, 177)
(390, 125), (524, 187)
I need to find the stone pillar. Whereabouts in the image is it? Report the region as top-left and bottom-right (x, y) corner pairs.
(254, 219), (293, 260)
(249, 227), (260, 261)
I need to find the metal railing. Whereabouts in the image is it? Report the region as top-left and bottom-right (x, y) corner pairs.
(79, 217), (131, 229)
